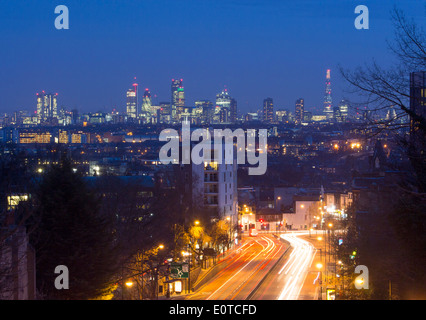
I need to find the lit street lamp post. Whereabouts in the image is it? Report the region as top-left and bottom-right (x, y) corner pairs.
(155, 244), (164, 300)
(226, 216), (232, 249)
(124, 279), (133, 300)
(327, 222), (334, 289)
(316, 262), (323, 300)
(140, 244), (164, 300)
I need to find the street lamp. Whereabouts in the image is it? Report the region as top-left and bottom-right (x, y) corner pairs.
(316, 263), (323, 300)
(125, 280), (134, 300)
(317, 236), (326, 284)
(154, 244), (164, 300)
(226, 216), (232, 248)
(141, 244), (164, 300)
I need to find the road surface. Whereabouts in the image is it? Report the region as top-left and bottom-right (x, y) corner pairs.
(249, 231), (318, 300)
(187, 234), (287, 300)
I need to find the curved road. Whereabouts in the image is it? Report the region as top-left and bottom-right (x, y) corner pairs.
(187, 235), (287, 300)
(187, 231), (322, 300)
(249, 231), (318, 300)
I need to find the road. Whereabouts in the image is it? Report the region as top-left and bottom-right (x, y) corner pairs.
(187, 234), (287, 300)
(248, 231), (318, 300)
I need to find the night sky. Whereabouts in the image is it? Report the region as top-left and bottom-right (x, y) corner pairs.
(0, 0), (424, 115)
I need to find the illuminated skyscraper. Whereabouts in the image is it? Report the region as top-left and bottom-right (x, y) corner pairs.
(338, 99), (349, 122)
(263, 97), (274, 123)
(171, 79), (185, 119)
(216, 88), (231, 109)
(385, 106), (397, 122)
(138, 88), (154, 123)
(158, 102), (171, 123)
(126, 82), (138, 119)
(141, 88), (152, 112)
(195, 100), (214, 124)
(215, 88), (234, 123)
(36, 91), (58, 124)
(295, 98), (304, 125)
(323, 69), (333, 120)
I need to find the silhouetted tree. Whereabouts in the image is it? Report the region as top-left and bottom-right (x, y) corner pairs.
(340, 7), (426, 192)
(29, 158), (121, 299)
(339, 7), (426, 299)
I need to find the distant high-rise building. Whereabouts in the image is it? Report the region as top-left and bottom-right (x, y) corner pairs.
(303, 111), (312, 122)
(333, 106), (343, 123)
(323, 69), (333, 120)
(219, 108), (228, 123)
(192, 103), (203, 124)
(275, 109), (288, 123)
(230, 98), (237, 123)
(195, 100), (214, 124)
(36, 91), (58, 124)
(171, 79), (185, 120)
(215, 88), (233, 123)
(139, 88), (154, 123)
(158, 102), (171, 123)
(385, 105), (397, 122)
(338, 99), (349, 122)
(263, 97), (274, 123)
(126, 82), (138, 119)
(142, 88), (152, 112)
(71, 109), (79, 125)
(245, 113), (259, 122)
(295, 98), (304, 125)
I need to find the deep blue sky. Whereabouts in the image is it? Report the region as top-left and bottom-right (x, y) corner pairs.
(0, 0), (424, 115)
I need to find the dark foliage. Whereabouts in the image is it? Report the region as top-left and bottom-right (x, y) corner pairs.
(29, 158), (121, 299)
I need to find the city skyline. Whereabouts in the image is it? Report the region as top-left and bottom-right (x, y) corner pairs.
(1, 0), (426, 304)
(0, 68), (349, 121)
(0, 0), (424, 114)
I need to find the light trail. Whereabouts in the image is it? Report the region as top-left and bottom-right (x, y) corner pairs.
(206, 236), (281, 300)
(228, 237), (279, 299)
(277, 232), (316, 300)
(206, 239), (268, 300)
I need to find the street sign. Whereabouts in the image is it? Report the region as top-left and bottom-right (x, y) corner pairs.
(170, 262), (189, 279)
(203, 248), (217, 257)
(326, 288), (336, 300)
